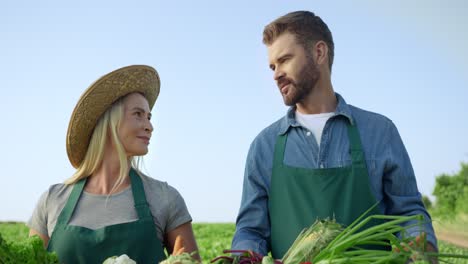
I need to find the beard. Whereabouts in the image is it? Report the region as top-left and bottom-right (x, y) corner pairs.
(281, 59), (320, 106)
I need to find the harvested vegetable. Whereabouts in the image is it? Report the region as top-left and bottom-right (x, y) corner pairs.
(0, 233), (58, 263)
(102, 254), (136, 264)
(281, 219), (343, 264)
(210, 249), (266, 264)
(261, 255), (275, 264)
(283, 210), (468, 263)
(212, 206), (468, 264)
(160, 252), (201, 264)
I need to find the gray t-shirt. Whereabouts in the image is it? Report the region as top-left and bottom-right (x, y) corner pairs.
(27, 174), (192, 247)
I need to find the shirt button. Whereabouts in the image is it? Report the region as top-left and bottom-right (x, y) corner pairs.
(306, 131), (311, 136)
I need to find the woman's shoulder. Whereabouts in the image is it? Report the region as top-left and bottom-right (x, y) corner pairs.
(46, 183), (73, 198)
(140, 173), (177, 192)
(29, 183), (73, 232)
(35, 183), (74, 209)
(138, 173), (184, 200)
(137, 172), (192, 234)
(139, 173), (168, 190)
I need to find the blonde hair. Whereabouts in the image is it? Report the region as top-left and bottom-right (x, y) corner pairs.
(64, 94), (143, 194)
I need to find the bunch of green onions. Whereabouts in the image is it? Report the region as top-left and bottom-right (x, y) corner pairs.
(311, 213), (426, 263)
(282, 206), (468, 264)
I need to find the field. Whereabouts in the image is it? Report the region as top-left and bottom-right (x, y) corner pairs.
(1, 222), (468, 263)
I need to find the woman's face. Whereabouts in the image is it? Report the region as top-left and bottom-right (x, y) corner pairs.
(118, 93), (153, 157)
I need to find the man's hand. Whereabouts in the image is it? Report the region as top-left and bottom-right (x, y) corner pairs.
(393, 233), (438, 263)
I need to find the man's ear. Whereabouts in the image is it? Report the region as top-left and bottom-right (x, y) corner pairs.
(313, 40), (329, 66)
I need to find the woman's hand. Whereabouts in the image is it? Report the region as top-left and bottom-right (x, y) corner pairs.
(172, 235), (185, 256)
(166, 222), (200, 261)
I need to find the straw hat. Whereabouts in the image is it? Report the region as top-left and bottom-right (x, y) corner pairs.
(66, 65), (160, 168)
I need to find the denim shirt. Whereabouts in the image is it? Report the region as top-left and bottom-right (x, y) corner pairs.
(231, 93), (436, 255)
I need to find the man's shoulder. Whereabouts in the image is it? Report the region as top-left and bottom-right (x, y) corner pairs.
(348, 104), (396, 134)
(349, 104), (393, 125)
(252, 116), (286, 143)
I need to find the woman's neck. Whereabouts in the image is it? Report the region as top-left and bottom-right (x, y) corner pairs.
(85, 145), (131, 195)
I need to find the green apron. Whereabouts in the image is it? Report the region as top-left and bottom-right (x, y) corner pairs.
(47, 169), (166, 264)
(269, 122), (381, 259)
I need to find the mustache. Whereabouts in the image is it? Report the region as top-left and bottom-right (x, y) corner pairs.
(277, 77), (295, 89)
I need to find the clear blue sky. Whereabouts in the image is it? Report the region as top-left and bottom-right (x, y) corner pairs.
(1, 0), (467, 222)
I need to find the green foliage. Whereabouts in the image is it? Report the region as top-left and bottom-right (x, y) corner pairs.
(432, 162), (468, 216)
(192, 223), (235, 262)
(0, 222), (28, 240)
(438, 241), (468, 264)
(433, 174), (459, 215)
(0, 233), (59, 263)
(421, 195), (432, 210)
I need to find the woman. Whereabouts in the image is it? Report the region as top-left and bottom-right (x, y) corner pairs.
(28, 65), (199, 263)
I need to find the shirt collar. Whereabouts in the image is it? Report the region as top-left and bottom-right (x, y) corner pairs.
(278, 92), (355, 135)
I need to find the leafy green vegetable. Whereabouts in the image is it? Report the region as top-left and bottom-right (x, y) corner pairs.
(0, 233), (58, 264)
(159, 252), (200, 264)
(261, 255), (275, 264)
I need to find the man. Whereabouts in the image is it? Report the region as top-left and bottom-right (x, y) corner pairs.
(231, 10), (437, 259)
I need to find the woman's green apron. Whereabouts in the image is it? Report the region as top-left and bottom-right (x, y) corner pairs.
(47, 169), (166, 263)
(269, 122), (382, 259)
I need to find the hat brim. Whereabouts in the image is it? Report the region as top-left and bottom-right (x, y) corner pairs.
(66, 65), (160, 168)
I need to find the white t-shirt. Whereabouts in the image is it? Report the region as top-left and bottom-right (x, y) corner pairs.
(295, 111), (335, 146)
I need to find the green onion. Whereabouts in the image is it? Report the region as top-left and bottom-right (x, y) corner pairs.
(281, 203), (468, 264)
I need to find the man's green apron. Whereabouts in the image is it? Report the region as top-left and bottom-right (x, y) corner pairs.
(269, 122), (381, 259)
(47, 169), (166, 264)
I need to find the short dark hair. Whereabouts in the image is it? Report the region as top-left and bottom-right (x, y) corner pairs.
(263, 11), (334, 70)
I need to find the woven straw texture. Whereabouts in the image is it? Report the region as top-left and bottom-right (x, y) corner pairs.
(66, 65), (160, 168)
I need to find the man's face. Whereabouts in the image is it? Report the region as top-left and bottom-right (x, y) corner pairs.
(267, 32), (320, 106)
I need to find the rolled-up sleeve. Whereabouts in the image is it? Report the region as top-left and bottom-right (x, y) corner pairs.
(382, 121), (437, 249)
(232, 139), (271, 256)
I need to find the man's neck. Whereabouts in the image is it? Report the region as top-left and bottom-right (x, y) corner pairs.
(296, 82), (337, 114)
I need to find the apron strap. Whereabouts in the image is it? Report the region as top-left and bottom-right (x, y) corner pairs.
(273, 134), (287, 171)
(274, 123), (366, 168)
(57, 169), (153, 226)
(130, 169), (153, 220)
(347, 123), (367, 168)
(56, 178), (86, 226)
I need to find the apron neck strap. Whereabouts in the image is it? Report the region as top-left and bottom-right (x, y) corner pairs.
(130, 168), (153, 220)
(56, 169), (153, 226)
(347, 122), (366, 167)
(273, 133), (287, 170)
(273, 121), (366, 167)
(56, 178), (86, 226)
